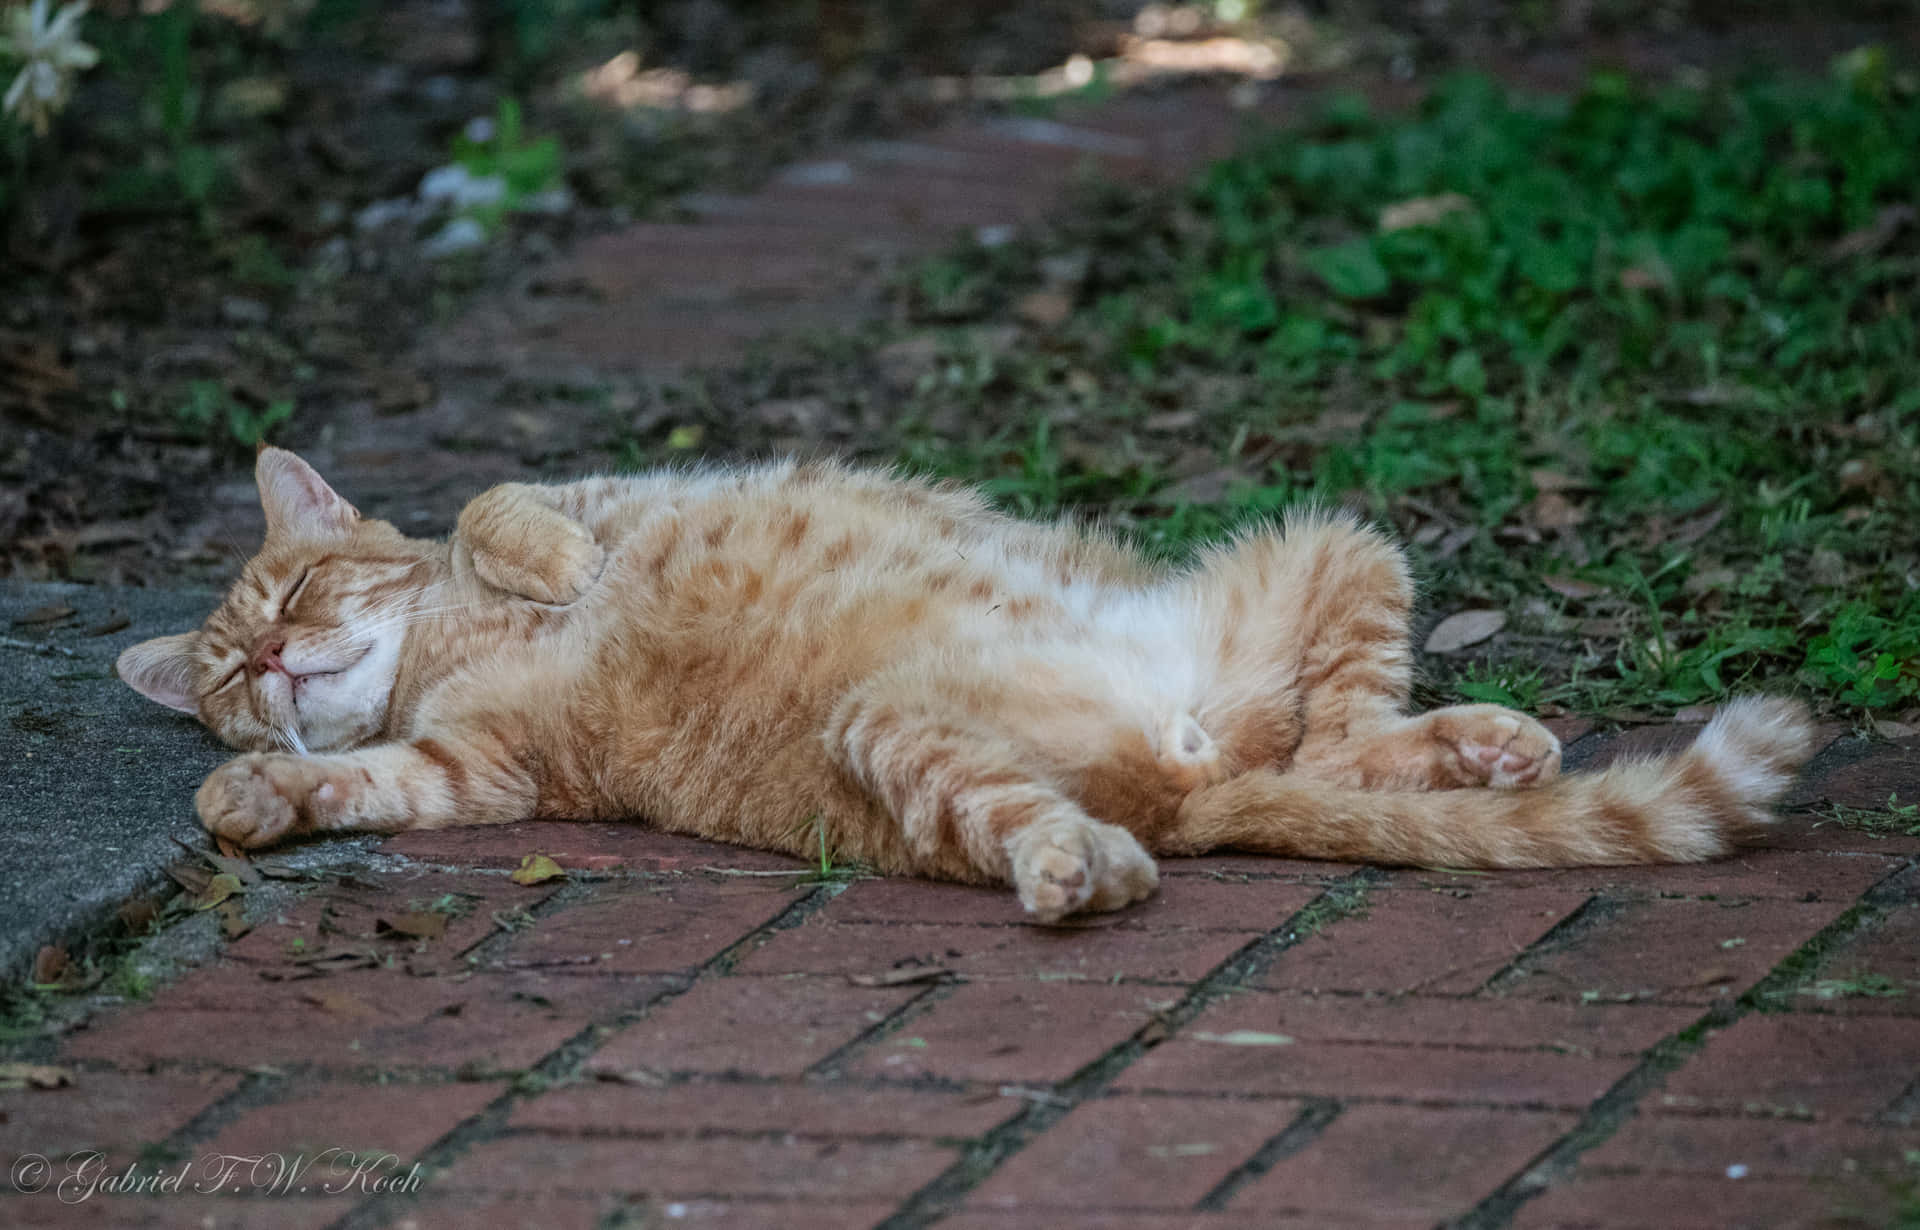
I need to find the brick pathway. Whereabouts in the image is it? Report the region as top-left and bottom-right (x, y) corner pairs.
(4, 722), (1917, 1228)
(182, 81), (1262, 558)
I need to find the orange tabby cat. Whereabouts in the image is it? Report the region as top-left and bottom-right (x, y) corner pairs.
(118, 448), (1814, 921)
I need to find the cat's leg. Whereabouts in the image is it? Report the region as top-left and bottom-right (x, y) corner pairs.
(195, 729), (536, 848)
(454, 483), (605, 604)
(1196, 511), (1559, 792)
(828, 685), (1158, 922)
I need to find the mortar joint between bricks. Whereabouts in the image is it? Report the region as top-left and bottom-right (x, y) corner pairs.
(872, 870), (1382, 1230)
(322, 882), (845, 1230)
(1193, 1097), (1343, 1212)
(1476, 893), (1622, 996)
(1449, 872), (1907, 1230)
(803, 977), (959, 1079)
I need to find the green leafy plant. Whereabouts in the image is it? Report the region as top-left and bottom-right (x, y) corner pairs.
(449, 97), (562, 229)
(174, 379), (293, 450)
(873, 54), (1920, 717)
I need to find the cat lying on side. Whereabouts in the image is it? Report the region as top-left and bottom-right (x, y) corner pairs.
(118, 448), (1814, 921)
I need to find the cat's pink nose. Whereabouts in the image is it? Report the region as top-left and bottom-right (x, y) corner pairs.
(249, 636), (287, 676)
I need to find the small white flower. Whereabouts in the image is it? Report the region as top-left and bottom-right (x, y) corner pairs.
(2, 0), (99, 135)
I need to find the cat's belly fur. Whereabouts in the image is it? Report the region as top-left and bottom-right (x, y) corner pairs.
(449, 467), (1292, 877)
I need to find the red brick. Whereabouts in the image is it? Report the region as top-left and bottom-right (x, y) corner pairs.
(1562, 724), (1704, 770)
(65, 966), (667, 1073)
(1793, 738), (1920, 809)
(735, 920), (1259, 983)
(1233, 1105), (1574, 1219)
(389, 1193), (612, 1230)
(970, 1095), (1305, 1209)
(1786, 904), (1920, 1014)
(10, 1194), (344, 1229)
(1117, 995), (1646, 1108)
(202, 1080), (502, 1163)
(1657, 1014), (1920, 1120)
(1124, 880), (1328, 931)
(511, 1080), (1018, 1139)
(435, 1134), (955, 1202)
(939, 1215), (1430, 1230)
(1542, 717), (1597, 747)
(381, 822), (807, 874)
(1121, 1036), (1631, 1109)
(1157, 856), (1353, 881)
(821, 875), (1319, 931)
(1145, 991), (1691, 1055)
(485, 879), (806, 975)
(225, 870), (562, 970)
(0, 1072), (240, 1158)
(1253, 887), (1588, 994)
(1583, 1113), (1920, 1178)
(584, 976), (916, 1077)
(1394, 849), (1897, 901)
(1750, 812), (1920, 855)
(399, 1197), (899, 1230)
(561, 224), (854, 297)
(824, 879), (1046, 926)
(1500, 898), (1846, 1004)
(1513, 1173), (1899, 1228)
(850, 982), (1163, 1083)
(1557, 849), (1898, 901)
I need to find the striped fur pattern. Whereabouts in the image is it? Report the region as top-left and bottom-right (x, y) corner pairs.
(117, 449), (1817, 921)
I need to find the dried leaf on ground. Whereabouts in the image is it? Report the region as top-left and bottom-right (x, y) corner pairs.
(1014, 289), (1074, 328)
(0, 1063), (75, 1090)
(217, 898), (252, 940)
(1424, 610), (1507, 655)
(1528, 468), (1591, 493)
(11, 603), (74, 626)
(510, 854), (566, 886)
(191, 873), (245, 911)
(31, 945), (68, 985)
(165, 861), (214, 897)
(300, 989), (378, 1019)
(847, 966), (957, 987)
(83, 614), (131, 637)
(1527, 491), (1587, 531)
(1191, 1030), (1294, 1046)
(118, 895), (161, 934)
(177, 838), (263, 887)
(1827, 203), (1914, 260)
(1542, 575), (1606, 601)
(259, 947), (381, 980)
(1378, 192), (1472, 232)
(377, 911), (449, 941)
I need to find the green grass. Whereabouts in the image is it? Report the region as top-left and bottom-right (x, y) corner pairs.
(1815, 793), (1920, 838)
(882, 55), (1920, 717)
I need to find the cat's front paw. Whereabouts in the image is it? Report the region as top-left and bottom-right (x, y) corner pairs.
(1429, 705), (1562, 789)
(1008, 813), (1159, 923)
(195, 755), (322, 848)
(533, 527), (605, 605)
(471, 526), (604, 605)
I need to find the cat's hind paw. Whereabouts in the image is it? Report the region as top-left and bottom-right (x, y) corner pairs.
(1008, 812), (1158, 923)
(1429, 705), (1562, 789)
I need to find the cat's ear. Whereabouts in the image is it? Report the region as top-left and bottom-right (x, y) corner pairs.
(116, 633), (201, 714)
(257, 447), (358, 539)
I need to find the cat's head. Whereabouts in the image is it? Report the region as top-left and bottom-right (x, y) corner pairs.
(117, 448), (432, 753)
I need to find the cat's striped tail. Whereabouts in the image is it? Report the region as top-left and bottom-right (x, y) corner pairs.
(1167, 697), (1816, 867)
